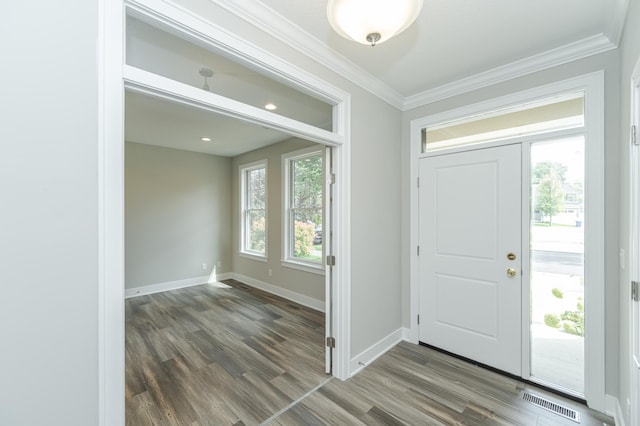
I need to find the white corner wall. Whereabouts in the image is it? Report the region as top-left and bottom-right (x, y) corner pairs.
(0, 1), (100, 424)
(125, 142), (232, 290)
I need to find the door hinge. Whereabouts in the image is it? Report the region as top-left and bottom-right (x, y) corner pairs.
(417, 314), (420, 325)
(633, 125), (638, 146)
(330, 173), (336, 184)
(326, 336), (336, 348)
(633, 281), (640, 302)
(417, 246), (420, 256)
(417, 177), (420, 188)
(326, 255), (336, 266)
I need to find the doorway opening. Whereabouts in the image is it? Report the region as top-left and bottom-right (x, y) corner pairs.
(99, 1), (352, 423)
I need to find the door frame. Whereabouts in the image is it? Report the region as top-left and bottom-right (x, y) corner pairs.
(409, 72), (605, 411)
(629, 56), (640, 426)
(98, 0), (352, 424)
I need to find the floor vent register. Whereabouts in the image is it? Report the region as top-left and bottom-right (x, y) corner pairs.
(522, 392), (580, 423)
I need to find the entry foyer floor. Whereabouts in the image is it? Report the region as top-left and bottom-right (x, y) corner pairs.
(125, 280), (613, 425)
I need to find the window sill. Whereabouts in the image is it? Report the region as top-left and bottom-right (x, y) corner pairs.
(281, 260), (325, 276)
(240, 252), (268, 263)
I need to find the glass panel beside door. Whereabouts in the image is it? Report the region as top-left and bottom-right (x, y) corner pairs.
(529, 136), (585, 396)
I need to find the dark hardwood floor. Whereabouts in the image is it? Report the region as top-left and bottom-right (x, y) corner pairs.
(126, 280), (614, 425)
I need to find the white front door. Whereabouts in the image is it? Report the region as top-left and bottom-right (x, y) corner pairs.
(419, 144), (522, 375)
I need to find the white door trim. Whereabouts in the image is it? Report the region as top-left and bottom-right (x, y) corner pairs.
(99, 0), (352, 424)
(409, 72), (606, 411)
(98, 0), (125, 424)
(629, 56), (640, 426)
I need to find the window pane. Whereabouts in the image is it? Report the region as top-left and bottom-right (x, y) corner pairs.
(292, 209), (322, 263)
(422, 93), (584, 152)
(247, 168), (265, 209)
(530, 136), (585, 395)
(247, 209), (266, 253)
(292, 156), (322, 209)
(286, 151), (323, 265)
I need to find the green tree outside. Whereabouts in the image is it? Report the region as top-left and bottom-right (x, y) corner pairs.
(533, 161), (567, 184)
(536, 172), (564, 224)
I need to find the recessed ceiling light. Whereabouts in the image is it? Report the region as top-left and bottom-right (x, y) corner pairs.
(265, 103), (277, 111)
(201, 137), (211, 142)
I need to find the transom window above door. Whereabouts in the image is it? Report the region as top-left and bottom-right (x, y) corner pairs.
(422, 92), (584, 153)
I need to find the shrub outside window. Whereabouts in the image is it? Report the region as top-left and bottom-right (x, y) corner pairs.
(283, 148), (323, 269)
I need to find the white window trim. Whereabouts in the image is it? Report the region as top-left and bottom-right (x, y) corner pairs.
(240, 159), (268, 260)
(282, 146), (325, 273)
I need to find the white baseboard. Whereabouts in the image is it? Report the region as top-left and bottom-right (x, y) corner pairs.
(215, 272), (233, 282)
(227, 272), (325, 312)
(124, 272), (325, 313)
(606, 394), (626, 426)
(350, 328), (404, 377)
(402, 327), (416, 343)
(125, 275), (209, 298)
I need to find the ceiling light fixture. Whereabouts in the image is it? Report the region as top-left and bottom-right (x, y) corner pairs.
(199, 68), (214, 91)
(201, 137), (211, 142)
(265, 103), (277, 111)
(327, 0), (423, 47)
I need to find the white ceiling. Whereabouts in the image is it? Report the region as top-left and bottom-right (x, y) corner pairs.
(253, 0), (622, 98)
(125, 91), (291, 157)
(125, 0), (628, 157)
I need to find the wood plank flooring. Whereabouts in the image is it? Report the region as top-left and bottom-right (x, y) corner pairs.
(126, 280), (615, 425)
(267, 342), (614, 426)
(125, 279), (327, 425)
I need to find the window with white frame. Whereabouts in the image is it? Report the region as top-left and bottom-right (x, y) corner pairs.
(283, 148), (323, 270)
(240, 160), (267, 259)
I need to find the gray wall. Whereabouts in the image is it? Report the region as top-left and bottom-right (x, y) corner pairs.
(125, 142), (232, 289)
(231, 139), (326, 302)
(0, 1), (99, 424)
(618, 1), (640, 424)
(401, 49), (621, 398)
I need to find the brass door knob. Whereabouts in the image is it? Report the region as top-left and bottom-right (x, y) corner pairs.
(507, 253), (516, 260)
(507, 268), (517, 277)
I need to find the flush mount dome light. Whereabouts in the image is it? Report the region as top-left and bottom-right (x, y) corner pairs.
(327, 0), (423, 46)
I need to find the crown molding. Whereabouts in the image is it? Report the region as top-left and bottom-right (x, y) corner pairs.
(208, 0), (405, 109)
(403, 34), (617, 110)
(208, 0), (622, 112)
(605, 0), (630, 46)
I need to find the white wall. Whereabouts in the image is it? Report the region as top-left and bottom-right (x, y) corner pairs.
(231, 138), (326, 302)
(125, 142), (231, 289)
(618, 1), (640, 424)
(401, 49), (621, 398)
(0, 1), (100, 424)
